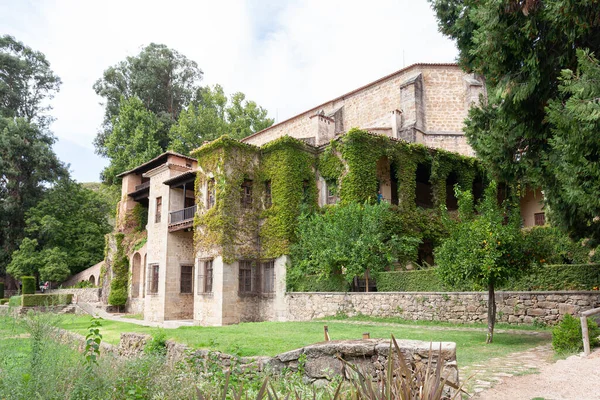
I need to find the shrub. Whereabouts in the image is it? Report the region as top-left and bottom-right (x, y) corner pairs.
(0, 299), (8, 305)
(8, 295), (22, 307)
(522, 226), (589, 265)
(145, 330), (167, 355)
(502, 263), (600, 291)
(289, 274), (349, 292)
(0, 282), (4, 298)
(375, 269), (445, 292)
(108, 287), (127, 308)
(21, 294), (73, 307)
(22, 276), (35, 294)
(72, 280), (94, 289)
(552, 313), (600, 353)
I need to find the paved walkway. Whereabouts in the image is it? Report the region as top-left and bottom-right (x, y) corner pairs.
(76, 302), (195, 328)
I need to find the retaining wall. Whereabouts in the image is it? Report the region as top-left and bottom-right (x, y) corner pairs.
(286, 291), (600, 325)
(47, 288), (102, 303)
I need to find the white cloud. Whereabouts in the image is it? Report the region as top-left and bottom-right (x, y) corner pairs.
(1, 0), (457, 181)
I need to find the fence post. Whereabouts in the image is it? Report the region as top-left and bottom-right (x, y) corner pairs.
(580, 315), (590, 356)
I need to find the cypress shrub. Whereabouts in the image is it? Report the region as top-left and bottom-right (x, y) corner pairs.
(22, 276), (35, 294)
(0, 282), (4, 298)
(21, 294), (73, 307)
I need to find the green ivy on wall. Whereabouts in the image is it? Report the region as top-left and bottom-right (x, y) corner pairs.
(260, 136), (317, 258)
(192, 135), (260, 263)
(191, 129), (482, 267)
(108, 233), (129, 307)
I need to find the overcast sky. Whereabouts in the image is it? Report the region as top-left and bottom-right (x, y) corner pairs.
(1, 0), (458, 182)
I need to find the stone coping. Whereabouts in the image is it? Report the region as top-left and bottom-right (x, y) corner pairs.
(287, 291), (600, 295)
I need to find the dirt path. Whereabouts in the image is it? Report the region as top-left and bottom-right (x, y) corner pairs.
(472, 348), (600, 400)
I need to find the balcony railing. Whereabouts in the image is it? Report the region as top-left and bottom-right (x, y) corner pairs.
(134, 181), (150, 191)
(170, 204), (197, 225)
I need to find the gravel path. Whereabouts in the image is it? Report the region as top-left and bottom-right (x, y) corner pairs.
(472, 348), (600, 400)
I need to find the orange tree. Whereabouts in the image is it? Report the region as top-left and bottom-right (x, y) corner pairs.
(436, 182), (533, 343)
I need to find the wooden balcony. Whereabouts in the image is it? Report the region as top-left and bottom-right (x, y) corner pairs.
(168, 204), (196, 232)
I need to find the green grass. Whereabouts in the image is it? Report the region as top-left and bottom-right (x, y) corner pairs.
(324, 314), (552, 331)
(57, 315), (550, 368)
(121, 313), (144, 320)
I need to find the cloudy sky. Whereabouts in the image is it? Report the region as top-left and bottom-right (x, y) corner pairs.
(1, 0), (458, 182)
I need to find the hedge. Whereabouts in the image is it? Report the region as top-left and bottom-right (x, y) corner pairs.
(0, 282), (4, 299)
(9, 296), (22, 307)
(291, 274), (350, 292)
(501, 264), (600, 291)
(21, 294), (73, 307)
(325, 263), (600, 292)
(0, 299), (8, 305)
(22, 276), (35, 294)
(375, 269), (447, 292)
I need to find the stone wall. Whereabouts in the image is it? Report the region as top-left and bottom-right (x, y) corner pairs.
(117, 333), (458, 387)
(48, 288), (102, 303)
(61, 261), (103, 288)
(286, 291), (600, 325)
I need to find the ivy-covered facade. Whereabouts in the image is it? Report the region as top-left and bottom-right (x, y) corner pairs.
(108, 63), (544, 325)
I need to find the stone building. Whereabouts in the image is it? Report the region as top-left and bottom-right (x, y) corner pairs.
(115, 63), (544, 325)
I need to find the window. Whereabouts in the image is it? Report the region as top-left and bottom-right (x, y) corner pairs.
(241, 180), (253, 208)
(206, 178), (215, 209)
(262, 260), (275, 293)
(534, 212), (546, 226)
(180, 265), (193, 294)
(264, 180), (272, 208)
(155, 197), (162, 223)
(326, 180), (339, 204)
(203, 259), (213, 293)
(239, 260), (253, 293)
(148, 264), (159, 294)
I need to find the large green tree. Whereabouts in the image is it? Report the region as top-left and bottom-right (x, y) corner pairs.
(0, 118), (66, 275)
(23, 178), (112, 274)
(429, 0), (600, 240)
(169, 85), (274, 154)
(93, 43), (203, 155)
(101, 96), (164, 184)
(0, 35), (62, 128)
(436, 183), (532, 343)
(289, 202), (420, 290)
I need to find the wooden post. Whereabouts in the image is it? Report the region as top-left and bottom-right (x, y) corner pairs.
(324, 325), (330, 341)
(581, 315), (591, 356)
(362, 332), (370, 339)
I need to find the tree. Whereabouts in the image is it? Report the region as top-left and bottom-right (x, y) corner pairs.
(0, 117), (67, 274)
(0, 35), (62, 127)
(436, 183), (532, 343)
(24, 179), (112, 274)
(169, 85), (274, 154)
(289, 202), (420, 289)
(101, 96), (164, 184)
(93, 43), (203, 155)
(428, 0), (600, 240)
(6, 238), (70, 283)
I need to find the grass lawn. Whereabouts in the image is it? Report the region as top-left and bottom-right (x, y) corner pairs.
(57, 314), (550, 368)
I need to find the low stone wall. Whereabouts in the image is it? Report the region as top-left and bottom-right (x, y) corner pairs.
(286, 291), (600, 325)
(48, 288), (102, 303)
(118, 333), (458, 386)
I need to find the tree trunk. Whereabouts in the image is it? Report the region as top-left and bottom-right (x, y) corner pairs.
(486, 282), (496, 344)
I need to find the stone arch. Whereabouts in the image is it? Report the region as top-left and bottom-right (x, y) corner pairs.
(88, 275), (96, 286)
(131, 252), (142, 298)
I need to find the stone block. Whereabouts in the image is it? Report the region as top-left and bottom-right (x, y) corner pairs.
(527, 308), (546, 317)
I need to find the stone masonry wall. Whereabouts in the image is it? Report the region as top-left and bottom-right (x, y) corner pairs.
(118, 333), (458, 387)
(48, 288), (102, 303)
(286, 291), (600, 325)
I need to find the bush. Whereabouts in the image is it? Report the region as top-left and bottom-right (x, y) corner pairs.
(21, 294), (73, 307)
(0, 299), (8, 305)
(0, 282), (4, 298)
(552, 313), (600, 353)
(502, 263), (600, 291)
(375, 269), (445, 292)
(108, 287), (127, 307)
(289, 274), (349, 292)
(8, 296), (22, 306)
(72, 280), (94, 289)
(22, 276), (35, 294)
(522, 226), (589, 265)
